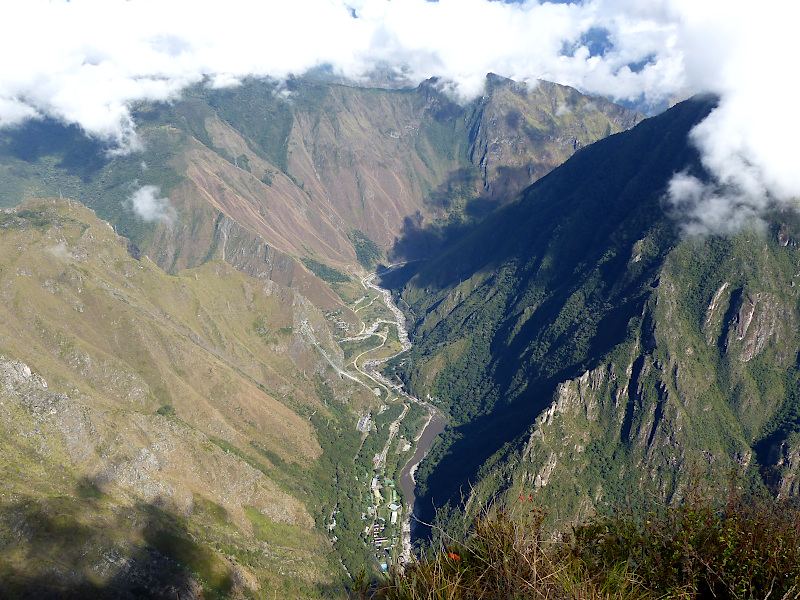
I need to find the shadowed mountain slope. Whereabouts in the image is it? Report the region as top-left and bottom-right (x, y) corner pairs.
(388, 96), (800, 530)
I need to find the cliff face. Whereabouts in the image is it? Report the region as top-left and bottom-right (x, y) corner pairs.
(510, 235), (800, 520)
(394, 96), (800, 528)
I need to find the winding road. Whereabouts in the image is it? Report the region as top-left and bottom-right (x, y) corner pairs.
(356, 266), (446, 563)
(304, 263), (446, 562)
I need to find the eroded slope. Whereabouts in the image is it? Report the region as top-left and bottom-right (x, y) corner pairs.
(0, 198), (376, 598)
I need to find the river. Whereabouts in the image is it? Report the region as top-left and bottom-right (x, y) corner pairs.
(399, 411), (446, 530)
(362, 266), (447, 561)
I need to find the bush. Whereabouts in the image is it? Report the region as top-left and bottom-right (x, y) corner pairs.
(358, 481), (800, 600)
(156, 404), (175, 417)
(572, 482), (800, 600)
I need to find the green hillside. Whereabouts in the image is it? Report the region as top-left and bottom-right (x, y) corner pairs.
(5, 81), (785, 597)
(388, 96), (800, 533)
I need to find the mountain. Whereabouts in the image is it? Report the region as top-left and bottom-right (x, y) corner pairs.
(0, 77), (655, 596)
(0, 198), (386, 598)
(0, 76), (641, 278)
(386, 95), (800, 531)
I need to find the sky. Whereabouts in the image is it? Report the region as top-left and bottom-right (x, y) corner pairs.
(0, 0), (797, 232)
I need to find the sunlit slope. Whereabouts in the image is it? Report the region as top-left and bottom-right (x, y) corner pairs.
(0, 198), (373, 598)
(0, 77), (642, 278)
(469, 76), (642, 202)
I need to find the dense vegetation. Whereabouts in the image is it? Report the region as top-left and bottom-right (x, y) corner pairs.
(302, 257), (351, 283)
(349, 229), (385, 270)
(387, 96), (800, 542)
(0, 115), (184, 248)
(358, 480), (800, 600)
(393, 97), (715, 518)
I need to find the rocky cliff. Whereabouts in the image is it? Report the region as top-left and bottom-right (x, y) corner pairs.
(391, 96), (800, 531)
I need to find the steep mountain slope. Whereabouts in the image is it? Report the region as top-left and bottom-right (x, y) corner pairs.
(388, 96), (800, 529)
(468, 76), (642, 202)
(0, 198), (379, 598)
(0, 77), (642, 280)
(0, 78), (643, 590)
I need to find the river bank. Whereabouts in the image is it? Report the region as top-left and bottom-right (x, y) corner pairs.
(398, 409), (446, 562)
(360, 266), (447, 564)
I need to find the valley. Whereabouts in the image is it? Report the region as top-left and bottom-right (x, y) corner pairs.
(315, 264), (446, 570)
(1, 0), (797, 596)
(1, 73), (798, 600)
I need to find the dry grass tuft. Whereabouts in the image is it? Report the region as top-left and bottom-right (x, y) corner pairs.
(357, 482), (800, 600)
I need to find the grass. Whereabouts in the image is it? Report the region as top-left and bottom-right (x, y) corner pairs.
(245, 506), (321, 549)
(357, 479), (800, 600)
(0, 198), (355, 597)
(573, 481), (800, 600)
(360, 506), (569, 600)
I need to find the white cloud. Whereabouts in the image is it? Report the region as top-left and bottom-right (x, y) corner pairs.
(665, 0), (799, 234)
(0, 0), (686, 150)
(0, 0), (796, 228)
(0, 97), (39, 127)
(555, 104), (571, 117)
(127, 185), (174, 224)
(666, 172), (767, 237)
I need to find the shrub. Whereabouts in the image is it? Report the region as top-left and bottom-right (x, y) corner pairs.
(572, 481), (800, 600)
(156, 404), (175, 417)
(359, 481), (800, 600)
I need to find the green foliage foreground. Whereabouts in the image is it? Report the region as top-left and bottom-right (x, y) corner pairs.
(357, 484), (800, 600)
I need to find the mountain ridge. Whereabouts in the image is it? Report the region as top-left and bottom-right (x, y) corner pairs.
(4, 81), (792, 597)
(0, 76), (643, 279)
(384, 95), (800, 532)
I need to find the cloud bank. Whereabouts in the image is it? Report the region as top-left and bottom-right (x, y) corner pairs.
(0, 0), (795, 231)
(665, 0), (800, 234)
(0, 0), (685, 146)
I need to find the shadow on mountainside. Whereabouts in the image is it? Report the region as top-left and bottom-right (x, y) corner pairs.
(403, 97), (721, 534)
(412, 365), (593, 537)
(412, 278), (657, 533)
(0, 480), (232, 600)
(0, 118), (107, 183)
(389, 168), (505, 264)
(402, 95), (717, 293)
